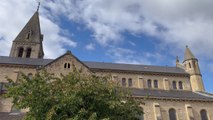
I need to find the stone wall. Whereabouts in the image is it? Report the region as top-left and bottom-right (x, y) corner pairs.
(141, 99), (213, 120)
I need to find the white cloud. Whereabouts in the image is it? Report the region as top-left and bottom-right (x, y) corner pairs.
(0, 0), (76, 58)
(107, 47), (153, 65)
(41, 0), (213, 60)
(2, 0), (213, 62)
(85, 43), (95, 50)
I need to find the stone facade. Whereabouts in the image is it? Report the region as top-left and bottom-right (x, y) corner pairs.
(0, 11), (213, 120)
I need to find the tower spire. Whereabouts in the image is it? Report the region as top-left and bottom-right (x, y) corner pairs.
(37, 2), (40, 12)
(9, 9), (44, 58)
(183, 45), (196, 62)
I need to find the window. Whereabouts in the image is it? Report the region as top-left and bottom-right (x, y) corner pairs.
(122, 78), (126, 87)
(154, 80), (158, 88)
(189, 62), (191, 68)
(172, 81), (177, 89)
(68, 63), (71, 68)
(11, 105), (21, 113)
(26, 48), (32, 58)
(64, 63), (71, 69)
(0, 82), (8, 94)
(200, 109), (208, 120)
(28, 73), (33, 80)
(179, 81), (183, 90)
(64, 63), (67, 68)
(147, 79), (152, 88)
(128, 78), (132, 87)
(169, 108), (177, 120)
(26, 30), (32, 39)
(18, 47), (24, 57)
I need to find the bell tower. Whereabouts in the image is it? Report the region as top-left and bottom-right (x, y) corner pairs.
(9, 9), (44, 59)
(183, 46), (204, 92)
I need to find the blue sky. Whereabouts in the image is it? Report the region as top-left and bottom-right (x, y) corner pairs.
(0, 0), (213, 93)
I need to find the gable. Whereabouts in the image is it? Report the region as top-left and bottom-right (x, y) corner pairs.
(43, 52), (91, 76)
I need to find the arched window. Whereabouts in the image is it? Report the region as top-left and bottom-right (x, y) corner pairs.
(169, 108), (177, 120)
(172, 81), (177, 89)
(154, 80), (158, 88)
(147, 79), (152, 88)
(68, 63), (71, 68)
(64, 63), (67, 68)
(200, 109), (208, 120)
(28, 73), (33, 80)
(18, 47), (24, 57)
(26, 30), (32, 39)
(11, 105), (21, 113)
(26, 48), (32, 58)
(128, 78), (132, 87)
(179, 81), (183, 90)
(122, 78), (126, 87)
(189, 62), (191, 68)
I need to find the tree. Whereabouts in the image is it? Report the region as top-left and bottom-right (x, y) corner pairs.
(5, 68), (143, 120)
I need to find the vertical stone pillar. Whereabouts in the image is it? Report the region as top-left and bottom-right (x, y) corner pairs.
(185, 104), (194, 120)
(163, 78), (170, 90)
(153, 103), (162, 120)
(22, 49), (27, 58)
(138, 76), (144, 89)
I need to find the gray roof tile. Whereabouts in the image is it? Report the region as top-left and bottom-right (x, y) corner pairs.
(0, 56), (188, 74)
(130, 88), (213, 101)
(84, 61), (188, 74)
(0, 56), (52, 66)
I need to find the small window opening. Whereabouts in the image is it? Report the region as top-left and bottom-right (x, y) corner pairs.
(128, 78), (132, 87)
(68, 63), (71, 68)
(148, 79), (152, 88)
(18, 47), (24, 57)
(64, 63), (67, 68)
(172, 81), (177, 89)
(200, 109), (209, 120)
(169, 108), (177, 120)
(28, 73), (33, 80)
(26, 30), (32, 39)
(189, 62), (191, 68)
(26, 48), (31, 58)
(122, 78), (126, 87)
(179, 81), (183, 90)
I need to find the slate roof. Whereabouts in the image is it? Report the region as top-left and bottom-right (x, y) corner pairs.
(184, 46), (196, 61)
(130, 88), (213, 101)
(0, 112), (25, 120)
(0, 56), (52, 66)
(84, 61), (188, 74)
(0, 56), (188, 74)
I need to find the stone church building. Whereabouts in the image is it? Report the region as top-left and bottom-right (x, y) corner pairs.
(0, 10), (213, 120)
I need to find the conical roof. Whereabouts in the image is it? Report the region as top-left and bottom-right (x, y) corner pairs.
(184, 46), (196, 61)
(13, 11), (42, 43)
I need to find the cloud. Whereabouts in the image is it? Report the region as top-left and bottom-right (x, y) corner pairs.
(85, 43), (95, 50)
(0, 0), (76, 58)
(107, 47), (156, 65)
(41, 0), (213, 60)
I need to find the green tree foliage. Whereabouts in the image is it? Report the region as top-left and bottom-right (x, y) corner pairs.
(6, 69), (143, 120)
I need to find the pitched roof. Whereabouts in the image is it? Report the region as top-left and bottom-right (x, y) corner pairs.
(184, 46), (196, 61)
(130, 88), (213, 101)
(84, 61), (188, 74)
(13, 11), (42, 44)
(0, 56), (187, 74)
(0, 56), (52, 66)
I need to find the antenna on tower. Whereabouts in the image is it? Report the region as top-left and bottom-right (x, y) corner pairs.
(37, 2), (40, 12)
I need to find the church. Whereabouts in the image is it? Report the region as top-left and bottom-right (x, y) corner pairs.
(0, 8), (213, 120)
